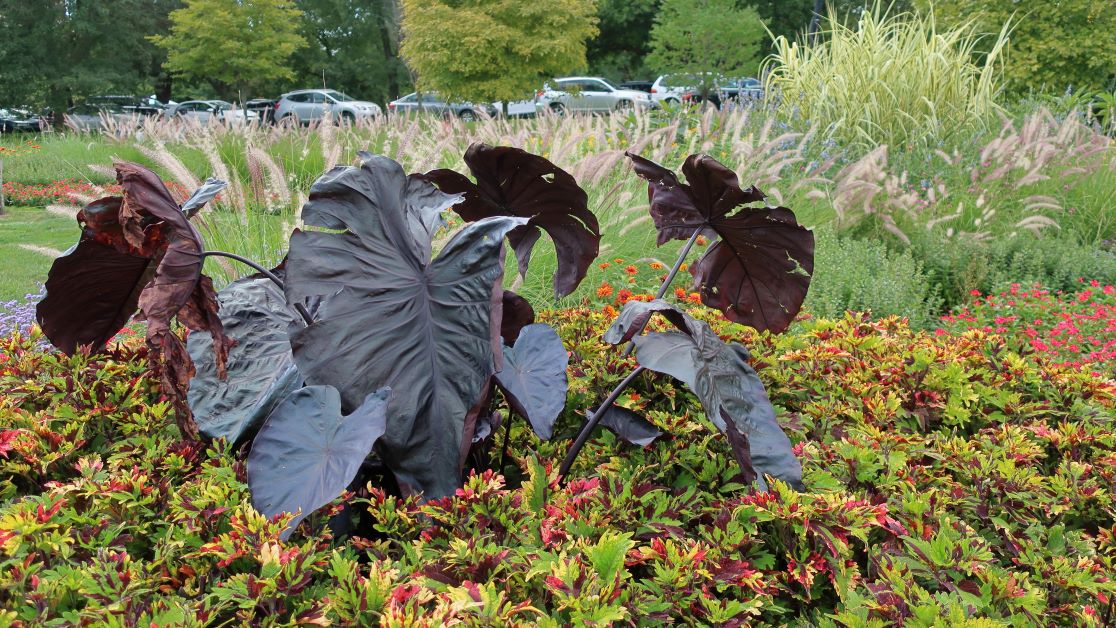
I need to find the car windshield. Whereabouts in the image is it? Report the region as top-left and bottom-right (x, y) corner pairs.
(325, 91), (356, 102)
(211, 101), (233, 110)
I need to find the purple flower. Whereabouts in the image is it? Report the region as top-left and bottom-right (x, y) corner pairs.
(0, 285), (46, 340)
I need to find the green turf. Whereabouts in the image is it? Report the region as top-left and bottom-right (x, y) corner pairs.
(0, 206), (76, 301)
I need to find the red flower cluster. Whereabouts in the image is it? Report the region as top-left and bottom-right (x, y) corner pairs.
(939, 280), (1116, 371)
(2, 179), (189, 207)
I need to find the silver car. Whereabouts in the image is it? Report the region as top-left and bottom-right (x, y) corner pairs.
(387, 92), (496, 120)
(168, 100), (258, 124)
(274, 89), (382, 124)
(64, 103), (135, 131)
(536, 77), (655, 115)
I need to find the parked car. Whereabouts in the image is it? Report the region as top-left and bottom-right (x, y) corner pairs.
(64, 103), (134, 131)
(650, 73), (722, 106)
(245, 98), (278, 124)
(681, 77), (765, 109)
(494, 98), (538, 118)
(274, 89), (382, 125)
(0, 108), (42, 133)
(87, 95), (166, 117)
(536, 77), (655, 115)
(388, 92), (496, 120)
(168, 100), (258, 124)
(618, 80), (654, 93)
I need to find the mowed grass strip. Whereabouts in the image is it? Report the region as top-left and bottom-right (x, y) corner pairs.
(0, 206), (76, 301)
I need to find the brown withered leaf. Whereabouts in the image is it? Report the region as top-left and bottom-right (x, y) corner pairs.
(37, 162), (231, 440)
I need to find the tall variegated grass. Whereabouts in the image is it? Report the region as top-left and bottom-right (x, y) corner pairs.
(764, 4), (1009, 148)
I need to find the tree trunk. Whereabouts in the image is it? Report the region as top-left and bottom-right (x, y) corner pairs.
(809, 0), (824, 44)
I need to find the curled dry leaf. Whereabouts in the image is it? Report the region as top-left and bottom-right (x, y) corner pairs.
(37, 162), (230, 440)
(627, 152), (814, 333)
(424, 143), (601, 298)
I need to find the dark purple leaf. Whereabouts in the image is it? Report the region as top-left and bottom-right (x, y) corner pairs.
(424, 143), (600, 298)
(500, 290), (535, 343)
(596, 406), (662, 447)
(626, 152), (814, 333)
(494, 323), (568, 440)
(604, 299), (802, 491)
(286, 153), (527, 499)
(248, 386), (390, 540)
(187, 271), (303, 444)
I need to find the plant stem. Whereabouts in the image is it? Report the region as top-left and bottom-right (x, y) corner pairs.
(557, 366), (646, 482)
(201, 251), (314, 326)
(499, 410), (513, 470)
(621, 229), (702, 358)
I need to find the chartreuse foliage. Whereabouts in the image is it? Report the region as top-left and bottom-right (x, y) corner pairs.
(2, 306), (1113, 624)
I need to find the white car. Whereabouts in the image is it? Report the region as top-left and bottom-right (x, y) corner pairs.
(536, 77), (656, 115)
(274, 89), (382, 124)
(650, 73), (722, 106)
(169, 100), (258, 124)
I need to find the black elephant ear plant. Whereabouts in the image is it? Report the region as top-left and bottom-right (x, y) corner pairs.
(559, 152), (815, 493)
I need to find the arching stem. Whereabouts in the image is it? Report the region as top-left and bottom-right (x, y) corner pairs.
(558, 366), (646, 482)
(621, 229), (702, 357)
(201, 250), (314, 326)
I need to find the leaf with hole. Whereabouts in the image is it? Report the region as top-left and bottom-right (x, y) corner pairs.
(424, 143), (600, 298)
(627, 152), (814, 333)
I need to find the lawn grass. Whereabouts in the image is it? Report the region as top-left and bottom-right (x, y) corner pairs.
(0, 206), (76, 301)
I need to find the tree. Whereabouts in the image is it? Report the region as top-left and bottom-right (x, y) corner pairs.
(587, 0), (660, 81)
(290, 0), (410, 104)
(400, 0), (598, 113)
(647, 0), (767, 96)
(152, 0), (307, 100)
(919, 0), (1116, 94)
(0, 0), (178, 116)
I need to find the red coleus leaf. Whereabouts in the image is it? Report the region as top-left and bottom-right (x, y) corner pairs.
(37, 162), (231, 440)
(627, 152), (814, 333)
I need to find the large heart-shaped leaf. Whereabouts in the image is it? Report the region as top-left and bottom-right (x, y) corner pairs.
(424, 143), (600, 298)
(627, 152), (814, 333)
(286, 153), (527, 499)
(604, 299), (803, 491)
(248, 385), (390, 540)
(187, 270), (303, 444)
(36, 164), (231, 439)
(494, 323), (568, 441)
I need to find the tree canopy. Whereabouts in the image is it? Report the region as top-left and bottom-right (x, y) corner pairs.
(920, 0), (1116, 94)
(152, 0), (307, 99)
(647, 0), (768, 90)
(400, 0), (598, 105)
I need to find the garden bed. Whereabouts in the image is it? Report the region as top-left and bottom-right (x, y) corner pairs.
(1, 294), (1113, 625)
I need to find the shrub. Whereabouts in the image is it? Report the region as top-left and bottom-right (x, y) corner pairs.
(917, 234), (1116, 309)
(765, 4), (1008, 148)
(804, 229), (943, 328)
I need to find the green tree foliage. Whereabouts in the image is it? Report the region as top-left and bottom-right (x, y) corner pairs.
(400, 0), (598, 107)
(587, 0), (660, 81)
(647, 0), (768, 91)
(0, 0), (178, 113)
(152, 0), (307, 99)
(291, 0), (410, 104)
(921, 0), (1116, 94)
